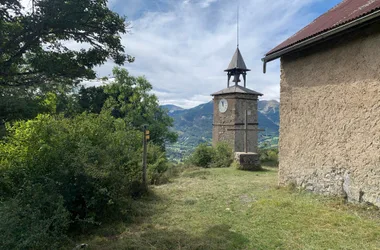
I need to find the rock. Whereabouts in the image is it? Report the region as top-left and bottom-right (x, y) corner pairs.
(234, 152), (261, 171)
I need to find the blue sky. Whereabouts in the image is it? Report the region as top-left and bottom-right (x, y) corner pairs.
(23, 0), (342, 108)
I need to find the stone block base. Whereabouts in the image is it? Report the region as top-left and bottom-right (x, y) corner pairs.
(234, 152), (261, 171)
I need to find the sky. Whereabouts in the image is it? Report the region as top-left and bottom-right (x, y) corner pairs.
(23, 0), (342, 108)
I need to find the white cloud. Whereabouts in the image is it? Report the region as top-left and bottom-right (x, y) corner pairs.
(99, 0), (331, 108)
(199, 0), (218, 8)
(22, 0), (334, 108)
(19, 0), (34, 13)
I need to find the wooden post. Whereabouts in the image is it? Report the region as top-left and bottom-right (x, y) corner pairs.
(142, 125), (148, 186)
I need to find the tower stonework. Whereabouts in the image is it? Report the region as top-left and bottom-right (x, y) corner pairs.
(212, 89), (261, 153)
(211, 48), (263, 170)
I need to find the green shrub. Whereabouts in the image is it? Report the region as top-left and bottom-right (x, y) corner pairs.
(211, 143), (234, 168)
(188, 143), (233, 168)
(147, 144), (169, 185)
(259, 148), (279, 166)
(0, 181), (70, 250)
(188, 143), (215, 168)
(0, 113), (143, 247)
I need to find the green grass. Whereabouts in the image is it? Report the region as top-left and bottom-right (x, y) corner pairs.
(74, 167), (380, 250)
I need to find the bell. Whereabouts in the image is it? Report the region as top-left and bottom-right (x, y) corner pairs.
(233, 74), (241, 83)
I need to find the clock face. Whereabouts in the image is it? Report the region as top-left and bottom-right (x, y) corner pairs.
(219, 98), (228, 113)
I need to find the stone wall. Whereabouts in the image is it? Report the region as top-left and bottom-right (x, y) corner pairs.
(279, 22), (380, 206)
(213, 95), (237, 150)
(213, 93), (259, 153)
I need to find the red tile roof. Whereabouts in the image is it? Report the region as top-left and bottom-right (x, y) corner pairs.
(266, 0), (380, 56)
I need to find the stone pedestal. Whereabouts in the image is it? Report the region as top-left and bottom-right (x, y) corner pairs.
(235, 152), (261, 171)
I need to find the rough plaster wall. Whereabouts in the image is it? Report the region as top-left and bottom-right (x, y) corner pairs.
(212, 94), (259, 153)
(279, 23), (380, 206)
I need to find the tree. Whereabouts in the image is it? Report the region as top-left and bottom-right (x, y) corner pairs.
(0, 87), (46, 126)
(0, 80), (78, 137)
(0, 0), (133, 87)
(103, 67), (178, 148)
(77, 85), (108, 114)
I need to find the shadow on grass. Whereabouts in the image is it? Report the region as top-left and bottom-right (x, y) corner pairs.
(237, 167), (272, 173)
(261, 161), (279, 168)
(89, 224), (250, 250)
(181, 169), (211, 178)
(69, 190), (171, 245)
(71, 187), (251, 249)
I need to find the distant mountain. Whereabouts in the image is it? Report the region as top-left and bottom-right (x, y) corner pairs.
(165, 100), (280, 161)
(169, 102), (214, 147)
(258, 100), (280, 126)
(161, 104), (184, 113)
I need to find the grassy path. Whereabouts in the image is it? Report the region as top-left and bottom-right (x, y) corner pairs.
(83, 167), (380, 250)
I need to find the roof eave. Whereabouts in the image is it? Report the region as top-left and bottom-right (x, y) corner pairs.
(261, 9), (380, 73)
(211, 92), (263, 97)
(224, 68), (251, 72)
(211, 86), (264, 97)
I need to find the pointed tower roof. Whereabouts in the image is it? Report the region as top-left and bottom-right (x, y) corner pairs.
(225, 48), (251, 72)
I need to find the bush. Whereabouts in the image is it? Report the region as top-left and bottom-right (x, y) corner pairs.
(0, 113), (143, 248)
(147, 144), (169, 185)
(0, 181), (70, 249)
(211, 143), (234, 168)
(259, 148), (279, 166)
(188, 143), (233, 168)
(188, 143), (215, 168)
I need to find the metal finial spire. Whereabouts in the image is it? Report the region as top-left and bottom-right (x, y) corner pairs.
(237, 0), (240, 48)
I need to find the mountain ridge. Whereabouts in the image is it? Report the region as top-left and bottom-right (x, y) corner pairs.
(164, 100), (280, 161)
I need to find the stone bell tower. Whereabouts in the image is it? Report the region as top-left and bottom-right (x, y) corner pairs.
(211, 48), (263, 170)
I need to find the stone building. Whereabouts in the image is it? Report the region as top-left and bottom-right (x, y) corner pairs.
(212, 48), (263, 170)
(262, 1), (380, 206)
(212, 86), (261, 153)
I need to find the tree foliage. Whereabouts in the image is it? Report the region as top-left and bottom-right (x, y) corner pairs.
(0, 67), (178, 148)
(259, 148), (279, 166)
(73, 67), (178, 148)
(103, 68), (178, 147)
(0, 67), (178, 247)
(78, 85), (108, 114)
(0, 0), (132, 87)
(147, 144), (170, 185)
(0, 2), (179, 248)
(0, 82), (78, 137)
(0, 113), (143, 248)
(0, 181), (70, 249)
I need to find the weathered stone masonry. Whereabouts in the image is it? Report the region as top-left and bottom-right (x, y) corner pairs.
(213, 93), (259, 153)
(279, 23), (380, 206)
